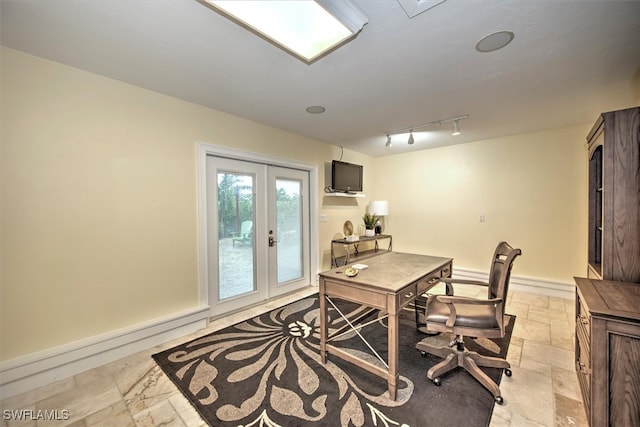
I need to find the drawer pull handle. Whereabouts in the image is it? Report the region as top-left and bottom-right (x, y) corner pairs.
(577, 361), (590, 375)
(405, 292), (414, 298)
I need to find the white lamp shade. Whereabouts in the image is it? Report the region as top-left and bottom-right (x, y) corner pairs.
(369, 200), (389, 216)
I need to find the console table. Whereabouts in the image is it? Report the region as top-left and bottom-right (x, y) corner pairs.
(330, 234), (392, 267)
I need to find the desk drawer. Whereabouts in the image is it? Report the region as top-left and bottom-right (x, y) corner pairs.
(417, 275), (440, 295)
(399, 283), (418, 308)
(323, 279), (388, 309)
(576, 300), (590, 347)
(416, 262), (452, 295)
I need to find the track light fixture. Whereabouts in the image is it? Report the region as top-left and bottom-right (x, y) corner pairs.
(384, 114), (469, 147)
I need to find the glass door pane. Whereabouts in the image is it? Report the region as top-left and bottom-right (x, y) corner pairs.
(268, 166), (309, 297)
(217, 172), (256, 300)
(276, 178), (303, 283)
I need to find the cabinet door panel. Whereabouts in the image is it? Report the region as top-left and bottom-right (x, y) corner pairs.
(609, 332), (640, 426)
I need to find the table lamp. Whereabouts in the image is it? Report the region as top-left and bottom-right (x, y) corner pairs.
(368, 200), (389, 234)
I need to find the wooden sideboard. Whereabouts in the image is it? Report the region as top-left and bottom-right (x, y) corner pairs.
(574, 277), (640, 426)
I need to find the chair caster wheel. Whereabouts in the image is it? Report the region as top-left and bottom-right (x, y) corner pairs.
(433, 377), (441, 386)
(505, 369), (512, 377)
(495, 396), (504, 405)
(420, 351), (427, 357)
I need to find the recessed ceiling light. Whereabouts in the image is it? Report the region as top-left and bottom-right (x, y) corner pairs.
(306, 106), (326, 114)
(475, 31), (514, 52)
(202, 0), (368, 63)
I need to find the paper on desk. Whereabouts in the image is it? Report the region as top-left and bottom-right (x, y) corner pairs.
(352, 263), (368, 270)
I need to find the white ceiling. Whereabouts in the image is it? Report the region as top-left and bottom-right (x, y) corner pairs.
(2, 0), (639, 157)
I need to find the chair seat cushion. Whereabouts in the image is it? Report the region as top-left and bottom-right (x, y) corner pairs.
(424, 297), (499, 329)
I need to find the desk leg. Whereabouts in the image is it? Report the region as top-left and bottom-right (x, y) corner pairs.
(330, 244), (336, 268)
(387, 295), (399, 401)
(319, 279), (327, 364)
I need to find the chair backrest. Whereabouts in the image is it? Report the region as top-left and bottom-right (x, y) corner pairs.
(487, 241), (522, 300)
(241, 220), (253, 235)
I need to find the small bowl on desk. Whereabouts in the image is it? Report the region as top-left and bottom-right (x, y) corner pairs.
(344, 267), (359, 277)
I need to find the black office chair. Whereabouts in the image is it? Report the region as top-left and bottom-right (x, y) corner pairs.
(416, 241), (521, 404)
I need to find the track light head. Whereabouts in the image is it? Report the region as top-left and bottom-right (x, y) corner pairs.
(385, 134), (392, 147)
(452, 120), (461, 136)
(408, 131), (414, 145)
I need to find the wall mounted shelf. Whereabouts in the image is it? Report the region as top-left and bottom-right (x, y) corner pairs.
(324, 192), (366, 198)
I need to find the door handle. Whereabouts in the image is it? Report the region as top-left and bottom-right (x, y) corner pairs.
(269, 236), (277, 247)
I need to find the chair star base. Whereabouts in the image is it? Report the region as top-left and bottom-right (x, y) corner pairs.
(416, 335), (512, 404)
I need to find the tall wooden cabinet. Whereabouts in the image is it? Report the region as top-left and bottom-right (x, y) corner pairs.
(578, 106), (640, 426)
(586, 106), (640, 282)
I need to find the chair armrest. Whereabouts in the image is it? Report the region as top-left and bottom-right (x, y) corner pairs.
(439, 277), (489, 287)
(438, 277), (488, 296)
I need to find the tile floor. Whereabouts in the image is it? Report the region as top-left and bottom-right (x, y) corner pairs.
(1, 286), (587, 427)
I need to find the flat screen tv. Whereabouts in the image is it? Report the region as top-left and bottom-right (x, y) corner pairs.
(331, 160), (363, 193)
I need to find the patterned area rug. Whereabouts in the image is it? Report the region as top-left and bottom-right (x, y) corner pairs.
(153, 295), (515, 427)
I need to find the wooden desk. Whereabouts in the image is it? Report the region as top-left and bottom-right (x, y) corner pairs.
(318, 251), (452, 400)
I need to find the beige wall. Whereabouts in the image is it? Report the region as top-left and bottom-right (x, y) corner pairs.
(0, 46), (595, 362)
(0, 48), (371, 359)
(372, 126), (590, 282)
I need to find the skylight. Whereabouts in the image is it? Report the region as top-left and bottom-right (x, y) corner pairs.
(203, 0), (368, 63)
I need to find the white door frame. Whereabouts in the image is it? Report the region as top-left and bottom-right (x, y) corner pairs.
(196, 142), (319, 314)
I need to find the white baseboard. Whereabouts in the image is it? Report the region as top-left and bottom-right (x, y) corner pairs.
(453, 267), (575, 300)
(0, 305), (210, 400)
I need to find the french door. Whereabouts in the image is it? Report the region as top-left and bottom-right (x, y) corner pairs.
(206, 156), (310, 315)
